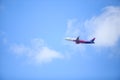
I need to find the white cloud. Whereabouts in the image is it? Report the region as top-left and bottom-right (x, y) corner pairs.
(85, 6), (120, 47)
(10, 38), (64, 64)
(35, 47), (64, 64)
(65, 6), (120, 47)
(64, 6), (120, 58)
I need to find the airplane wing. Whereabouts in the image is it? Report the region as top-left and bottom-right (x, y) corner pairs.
(65, 37), (75, 41)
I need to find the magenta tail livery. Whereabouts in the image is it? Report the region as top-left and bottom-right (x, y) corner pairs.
(65, 36), (95, 44)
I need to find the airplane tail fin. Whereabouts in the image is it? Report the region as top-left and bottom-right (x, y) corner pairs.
(76, 36), (79, 40)
(90, 38), (95, 43)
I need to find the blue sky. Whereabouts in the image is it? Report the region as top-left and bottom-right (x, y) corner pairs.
(0, 0), (120, 80)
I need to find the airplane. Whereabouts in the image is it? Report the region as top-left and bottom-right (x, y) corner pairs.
(65, 36), (95, 44)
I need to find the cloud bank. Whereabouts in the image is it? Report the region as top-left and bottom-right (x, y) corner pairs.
(85, 6), (120, 47)
(65, 6), (120, 47)
(10, 38), (64, 64)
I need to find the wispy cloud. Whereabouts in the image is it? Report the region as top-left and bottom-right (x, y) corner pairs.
(66, 19), (81, 37)
(10, 38), (64, 64)
(0, 31), (8, 45)
(85, 6), (120, 47)
(10, 44), (28, 55)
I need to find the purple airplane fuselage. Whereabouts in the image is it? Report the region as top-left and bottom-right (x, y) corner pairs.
(65, 36), (95, 44)
(72, 37), (95, 44)
(73, 39), (95, 44)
